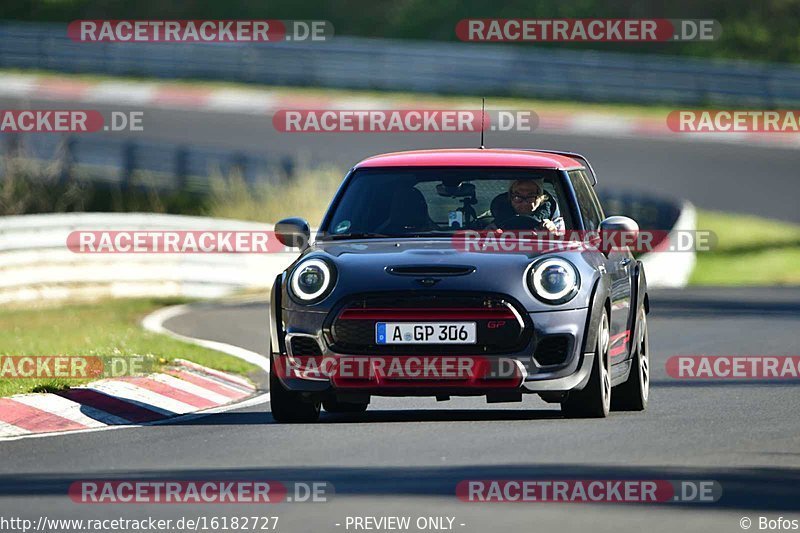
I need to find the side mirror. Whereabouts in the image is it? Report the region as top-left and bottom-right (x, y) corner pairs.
(275, 217), (310, 250)
(598, 216), (639, 255)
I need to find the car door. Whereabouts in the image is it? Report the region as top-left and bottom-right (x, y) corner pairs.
(569, 170), (632, 365)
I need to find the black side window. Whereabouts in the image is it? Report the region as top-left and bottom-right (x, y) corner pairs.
(569, 170), (603, 230)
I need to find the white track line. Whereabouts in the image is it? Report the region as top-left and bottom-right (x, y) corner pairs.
(174, 358), (256, 389)
(0, 76), (39, 98)
(151, 373), (232, 405)
(11, 394), (129, 427)
(87, 380), (196, 415)
(85, 82), (156, 104)
(142, 304), (270, 373)
(205, 90), (277, 113)
(173, 367), (254, 396)
(0, 421), (29, 437)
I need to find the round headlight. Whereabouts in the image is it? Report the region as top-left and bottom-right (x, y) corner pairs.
(290, 258), (334, 302)
(527, 257), (579, 303)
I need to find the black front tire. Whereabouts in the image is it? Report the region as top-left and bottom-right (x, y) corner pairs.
(562, 309), (611, 418)
(269, 353), (321, 423)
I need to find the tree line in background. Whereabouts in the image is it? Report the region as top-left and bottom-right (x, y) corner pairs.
(2, 0), (799, 63)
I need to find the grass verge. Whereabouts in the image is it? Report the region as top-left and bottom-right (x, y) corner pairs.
(0, 298), (260, 397)
(206, 165), (345, 225)
(691, 210), (800, 285)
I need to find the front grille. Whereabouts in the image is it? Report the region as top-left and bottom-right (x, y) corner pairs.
(290, 336), (322, 357)
(328, 292), (531, 355)
(533, 335), (570, 366)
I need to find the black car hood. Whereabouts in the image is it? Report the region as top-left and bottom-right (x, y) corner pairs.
(285, 238), (600, 313)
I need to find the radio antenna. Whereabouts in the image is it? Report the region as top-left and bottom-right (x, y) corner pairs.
(479, 97), (486, 149)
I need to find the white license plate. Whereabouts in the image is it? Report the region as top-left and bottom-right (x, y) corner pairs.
(376, 322), (477, 344)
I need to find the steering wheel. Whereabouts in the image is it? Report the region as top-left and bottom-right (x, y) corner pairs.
(470, 213), (495, 229)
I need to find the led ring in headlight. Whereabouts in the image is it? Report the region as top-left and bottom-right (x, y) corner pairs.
(528, 257), (580, 303)
(290, 258), (334, 302)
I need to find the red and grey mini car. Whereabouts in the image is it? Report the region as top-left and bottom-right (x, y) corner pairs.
(269, 149), (650, 422)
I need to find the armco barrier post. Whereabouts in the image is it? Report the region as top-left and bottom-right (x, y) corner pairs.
(59, 137), (76, 184)
(175, 146), (189, 190)
(122, 141), (137, 189)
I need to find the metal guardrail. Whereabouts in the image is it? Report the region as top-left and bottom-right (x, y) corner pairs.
(0, 133), (295, 190)
(0, 213), (297, 304)
(1, 22), (799, 106)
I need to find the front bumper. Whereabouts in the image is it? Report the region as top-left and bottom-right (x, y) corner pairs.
(275, 305), (593, 396)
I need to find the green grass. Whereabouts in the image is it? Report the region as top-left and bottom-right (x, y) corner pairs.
(206, 165), (345, 225)
(690, 210), (800, 285)
(0, 298), (260, 397)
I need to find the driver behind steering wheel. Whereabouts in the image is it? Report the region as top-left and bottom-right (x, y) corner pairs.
(482, 179), (562, 232)
(509, 179), (557, 231)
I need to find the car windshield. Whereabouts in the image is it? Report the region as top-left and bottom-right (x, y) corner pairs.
(321, 167), (576, 239)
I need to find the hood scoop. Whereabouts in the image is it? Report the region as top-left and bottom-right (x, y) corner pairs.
(386, 265), (476, 277)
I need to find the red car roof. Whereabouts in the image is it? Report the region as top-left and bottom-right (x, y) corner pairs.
(355, 149), (584, 170)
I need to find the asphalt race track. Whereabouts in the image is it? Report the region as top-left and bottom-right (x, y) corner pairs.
(1, 96), (799, 531)
(2, 97), (800, 222)
(0, 288), (798, 532)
